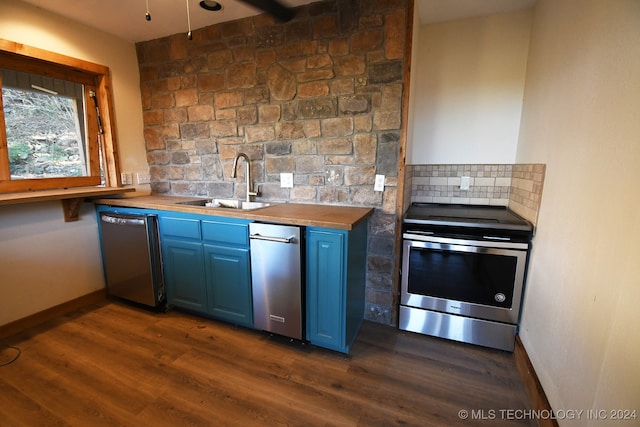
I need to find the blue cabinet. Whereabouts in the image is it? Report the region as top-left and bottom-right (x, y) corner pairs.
(306, 229), (344, 349)
(163, 239), (207, 312)
(96, 203), (369, 353)
(306, 221), (367, 353)
(204, 245), (252, 327)
(158, 216), (207, 312)
(158, 211), (253, 327)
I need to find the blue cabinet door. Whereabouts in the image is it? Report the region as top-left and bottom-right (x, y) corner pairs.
(306, 229), (345, 351)
(204, 244), (253, 327)
(162, 239), (207, 312)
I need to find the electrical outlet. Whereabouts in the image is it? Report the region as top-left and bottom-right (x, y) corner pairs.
(281, 173), (293, 188)
(374, 174), (385, 192)
(460, 176), (471, 191)
(137, 172), (151, 184)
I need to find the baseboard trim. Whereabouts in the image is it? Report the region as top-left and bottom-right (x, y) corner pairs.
(0, 289), (106, 339)
(514, 335), (559, 427)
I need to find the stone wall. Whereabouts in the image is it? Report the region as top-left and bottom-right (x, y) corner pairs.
(136, 0), (410, 325)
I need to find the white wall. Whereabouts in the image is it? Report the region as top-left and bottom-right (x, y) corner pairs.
(516, 0), (640, 424)
(0, 0), (147, 325)
(0, 202), (105, 325)
(405, 1), (421, 164)
(410, 10), (532, 164)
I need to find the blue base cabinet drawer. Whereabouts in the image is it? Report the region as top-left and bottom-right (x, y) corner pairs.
(159, 217), (201, 240)
(306, 221), (367, 354)
(202, 220), (249, 246)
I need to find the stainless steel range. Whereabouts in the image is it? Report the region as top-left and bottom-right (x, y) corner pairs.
(400, 203), (533, 351)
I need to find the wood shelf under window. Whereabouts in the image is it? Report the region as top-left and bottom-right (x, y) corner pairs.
(0, 186), (135, 221)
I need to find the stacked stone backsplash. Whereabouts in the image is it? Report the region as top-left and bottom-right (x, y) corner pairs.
(406, 163), (545, 226)
(136, 0), (410, 325)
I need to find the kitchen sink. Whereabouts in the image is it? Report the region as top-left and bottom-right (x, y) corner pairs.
(176, 198), (273, 210)
(241, 201), (274, 210)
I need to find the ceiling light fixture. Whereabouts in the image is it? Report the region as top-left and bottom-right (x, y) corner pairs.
(186, 0), (193, 40)
(199, 1), (223, 11)
(143, 0), (223, 40)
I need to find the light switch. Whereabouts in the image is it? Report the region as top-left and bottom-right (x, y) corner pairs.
(120, 172), (132, 185)
(374, 174), (385, 192)
(281, 173), (293, 188)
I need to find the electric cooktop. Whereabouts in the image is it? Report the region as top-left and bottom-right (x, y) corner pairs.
(404, 203), (533, 232)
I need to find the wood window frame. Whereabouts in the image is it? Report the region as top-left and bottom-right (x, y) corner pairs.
(0, 39), (122, 193)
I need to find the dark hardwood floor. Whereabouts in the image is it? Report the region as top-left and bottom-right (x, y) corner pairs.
(0, 300), (535, 426)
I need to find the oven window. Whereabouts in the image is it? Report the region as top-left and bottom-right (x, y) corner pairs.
(407, 247), (517, 308)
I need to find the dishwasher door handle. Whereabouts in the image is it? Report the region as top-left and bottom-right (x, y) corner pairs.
(249, 233), (296, 244)
(101, 214), (147, 226)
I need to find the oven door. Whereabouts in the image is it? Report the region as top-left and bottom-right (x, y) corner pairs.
(401, 236), (528, 324)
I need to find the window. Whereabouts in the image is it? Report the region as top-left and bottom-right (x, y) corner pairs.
(2, 70), (89, 180)
(0, 39), (121, 193)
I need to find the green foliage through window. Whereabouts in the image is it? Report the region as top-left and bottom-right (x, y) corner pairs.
(2, 87), (88, 179)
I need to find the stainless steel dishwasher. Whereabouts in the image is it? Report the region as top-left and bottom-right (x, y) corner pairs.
(99, 212), (165, 308)
(249, 223), (303, 340)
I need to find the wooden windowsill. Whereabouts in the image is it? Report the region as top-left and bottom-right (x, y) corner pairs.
(0, 186), (135, 221)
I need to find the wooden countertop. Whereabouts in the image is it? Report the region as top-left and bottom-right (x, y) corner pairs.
(0, 186), (136, 222)
(93, 195), (373, 230)
(0, 186), (135, 206)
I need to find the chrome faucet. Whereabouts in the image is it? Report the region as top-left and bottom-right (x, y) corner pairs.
(231, 153), (257, 203)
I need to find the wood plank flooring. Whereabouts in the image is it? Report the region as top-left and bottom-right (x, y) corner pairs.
(0, 301), (535, 426)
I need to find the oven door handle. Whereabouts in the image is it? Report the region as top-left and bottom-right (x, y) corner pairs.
(403, 233), (529, 250)
(483, 235), (511, 241)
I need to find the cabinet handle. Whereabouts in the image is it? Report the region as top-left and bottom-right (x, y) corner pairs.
(101, 215), (145, 226)
(249, 234), (295, 244)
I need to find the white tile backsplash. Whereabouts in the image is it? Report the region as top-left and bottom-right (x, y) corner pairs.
(430, 177), (448, 185)
(474, 177), (496, 186)
(407, 163), (545, 227)
(495, 177), (511, 187)
(409, 164), (512, 206)
(447, 177), (461, 186)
